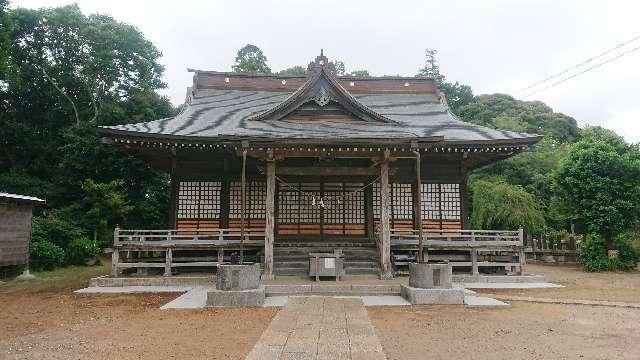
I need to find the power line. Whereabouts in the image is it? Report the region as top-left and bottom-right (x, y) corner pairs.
(514, 35), (640, 94)
(522, 44), (640, 98)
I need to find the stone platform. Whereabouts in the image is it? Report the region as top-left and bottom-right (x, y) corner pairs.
(400, 284), (465, 305)
(207, 285), (265, 307)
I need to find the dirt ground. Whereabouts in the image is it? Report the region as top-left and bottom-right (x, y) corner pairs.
(0, 262), (276, 360)
(1, 262), (638, 360)
(370, 263), (640, 360)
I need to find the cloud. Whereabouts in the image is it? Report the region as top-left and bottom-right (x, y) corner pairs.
(12, 0), (640, 142)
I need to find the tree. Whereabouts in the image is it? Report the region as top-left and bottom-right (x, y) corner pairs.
(416, 49), (445, 83)
(231, 44), (271, 74)
(0, 0), (10, 77)
(456, 94), (580, 142)
(438, 81), (473, 113)
(81, 179), (132, 243)
(332, 60), (346, 76)
(554, 127), (640, 251)
(470, 177), (545, 233)
(1, 4), (173, 248)
(277, 65), (306, 76)
(415, 49), (473, 112)
(348, 70), (371, 77)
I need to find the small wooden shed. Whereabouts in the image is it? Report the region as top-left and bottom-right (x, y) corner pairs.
(0, 192), (45, 267)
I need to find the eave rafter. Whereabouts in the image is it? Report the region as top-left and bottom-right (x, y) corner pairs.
(248, 50), (395, 124)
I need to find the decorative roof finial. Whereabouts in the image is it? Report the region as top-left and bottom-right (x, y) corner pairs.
(320, 48), (324, 56)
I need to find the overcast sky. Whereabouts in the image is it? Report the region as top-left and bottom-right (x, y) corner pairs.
(12, 0), (640, 142)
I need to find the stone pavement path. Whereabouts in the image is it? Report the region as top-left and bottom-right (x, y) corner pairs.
(246, 297), (386, 360)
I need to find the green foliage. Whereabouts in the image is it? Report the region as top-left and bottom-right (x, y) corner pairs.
(0, 4), (173, 271)
(416, 49), (445, 83)
(348, 70), (371, 77)
(32, 212), (84, 249)
(579, 234), (638, 271)
(277, 65), (306, 76)
(232, 44), (271, 74)
(579, 234), (612, 272)
(65, 236), (100, 265)
(332, 60), (346, 75)
(81, 179), (132, 244)
(554, 128), (640, 248)
(30, 240), (65, 271)
(469, 178), (545, 233)
(457, 94), (579, 142)
(0, 0), (10, 76)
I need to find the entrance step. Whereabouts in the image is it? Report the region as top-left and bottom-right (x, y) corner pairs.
(264, 283), (401, 296)
(273, 243), (381, 276)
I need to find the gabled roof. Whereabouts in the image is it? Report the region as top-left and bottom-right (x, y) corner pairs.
(98, 52), (542, 146)
(250, 52), (393, 124)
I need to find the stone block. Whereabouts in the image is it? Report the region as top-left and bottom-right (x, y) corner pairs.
(408, 262), (453, 289)
(400, 284), (464, 305)
(216, 263), (261, 290)
(206, 285), (265, 307)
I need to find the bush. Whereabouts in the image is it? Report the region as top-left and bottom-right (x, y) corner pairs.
(579, 234), (638, 272)
(32, 213), (84, 249)
(30, 240), (65, 271)
(65, 237), (101, 265)
(613, 235), (639, 270)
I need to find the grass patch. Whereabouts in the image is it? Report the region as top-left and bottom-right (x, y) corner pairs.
(0, 256), (110, 292)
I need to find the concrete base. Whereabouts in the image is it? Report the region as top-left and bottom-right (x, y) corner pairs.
(207, 285), (265, 307)
(409, 262), (452, 288)
(16, 270), (36, 281)
(89, 275), (213, 287)
(400, 284), (464, 305)
(216, 263), (261, 291)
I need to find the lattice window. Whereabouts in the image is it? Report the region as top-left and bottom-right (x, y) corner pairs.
(323, 182), (366, 224)
(391, 183), (413, 220)
(229, 181), (266, 219)
(373, 182), (412, 221)
(298, 183), (321, 224)
(421, 183), (461, 221)
(177, 181), (221, 219)
(277, 183), (300, 223)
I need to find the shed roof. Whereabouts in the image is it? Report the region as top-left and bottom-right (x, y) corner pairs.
(98, 53), (541, 146)
(0, 192), (46, 204)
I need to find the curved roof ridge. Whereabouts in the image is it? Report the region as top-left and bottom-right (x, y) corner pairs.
(248, 52), (395, 124)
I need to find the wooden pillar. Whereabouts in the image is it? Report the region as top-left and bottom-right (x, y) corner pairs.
(164, 248), (173, 276)
(518, 227), (526, 275)
(111, 226), (120, 277)
(263, 156), (276, 279)
(379, 150), (393, 279)
(412, 149), (426, 263)
(168, 148), (178, 228)
(364, 177), (375, 242)
(239, 149), (247, 264)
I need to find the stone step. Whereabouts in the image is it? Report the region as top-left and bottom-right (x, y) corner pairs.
(264, 283), (401, 296)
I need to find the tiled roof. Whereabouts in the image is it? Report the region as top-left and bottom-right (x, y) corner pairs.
(99, 88), (540, 144)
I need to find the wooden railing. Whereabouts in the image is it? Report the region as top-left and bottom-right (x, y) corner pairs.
(390, 228), (522, 247)
(110, 227), (266, 277)
(388, 228), (526, 275)
(113, 227), (266, 247)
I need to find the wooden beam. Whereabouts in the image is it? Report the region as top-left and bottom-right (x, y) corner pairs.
(271, 166), (385, 176)
(379, 149), (393, 279)
(263, 158), (276, 279)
